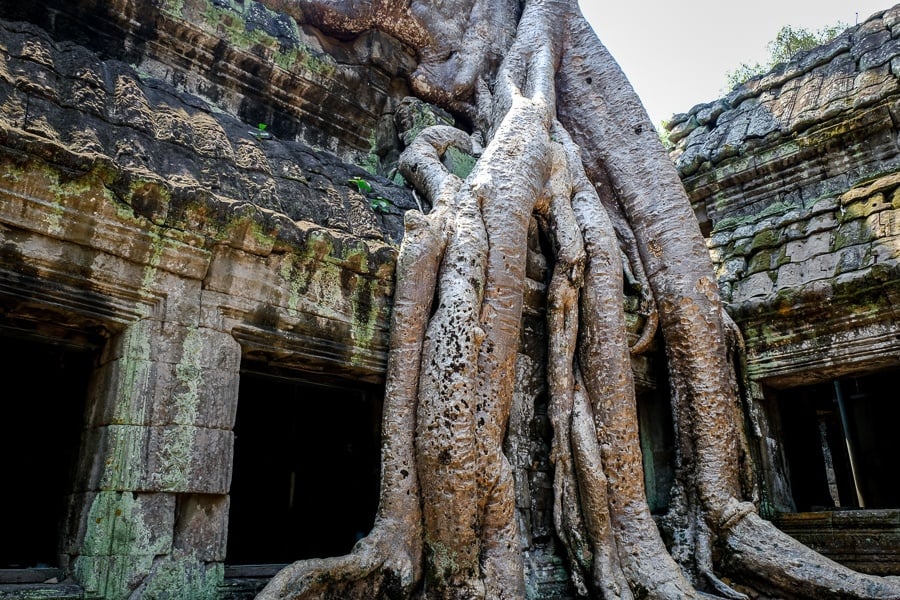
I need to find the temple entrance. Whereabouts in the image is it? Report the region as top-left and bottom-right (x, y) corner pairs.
(0, 333), (94, 571)
(226, 370), (382, 566)
(776, 368), (900, 511)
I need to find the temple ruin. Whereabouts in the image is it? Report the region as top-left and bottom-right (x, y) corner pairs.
(0, 1), (897, 598)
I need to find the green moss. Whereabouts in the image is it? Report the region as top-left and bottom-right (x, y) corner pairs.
(749, 228), (781, 252)
(443, 146), (477, 179)
(273, 46), (334, 76)
(712, 200), (795, 232)
(729, 237), (754, 257)
(831, 219), (875, 251)
(199, 0), (333, 77)
(80, 493), (172, 558)
(839, 192), (889, 223)
(773, 246), (790, 269)
(137, 555), (223, 600)
(160, 0), (185, 16)
(747, 250), (773, 274)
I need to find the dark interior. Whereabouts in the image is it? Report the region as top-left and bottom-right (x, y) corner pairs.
(0, 334), (93, 569)
(637, 387), (676, 514)
(778, 368), (900, 511)
(226, 371), (382, 565)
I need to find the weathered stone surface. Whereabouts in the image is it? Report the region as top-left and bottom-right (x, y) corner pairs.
(146, 425), (234, 493)
(0, 0), (419, 166)
(173, 495), (231, 562)
(0, 14), (417, 244)
(66, 492), (176, 559)
(674, 6), (900, 392)
(670, 12), (900, 579)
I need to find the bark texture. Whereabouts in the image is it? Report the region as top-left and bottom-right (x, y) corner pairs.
(258, 1), (900, 598)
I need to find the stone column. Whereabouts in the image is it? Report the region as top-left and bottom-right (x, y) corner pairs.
(64, 316), (241, 599)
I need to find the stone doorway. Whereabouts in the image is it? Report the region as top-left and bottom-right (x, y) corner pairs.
(0, 333), (95, 575)
(226, 371), (382, 567)
(776, 368), (900, 512)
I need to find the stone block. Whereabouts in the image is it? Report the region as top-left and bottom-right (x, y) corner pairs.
(774, 263), (805, 290)
(871, 236), (900, 262)
(66, 491), (175, 558)
(73, 554), (154, 598)
(747, 250), (775, 275)
(832, 218), (877, 250)
(150, 325), (241, 428)
(127, 554), (224, 600)
(785, 231), (832, 263)
(805, 212), (838, 236)
(154, 363), (240, 429)
(840, 192), (893, 223)
(99, 319), (162, 365)
(876, 210), (900, 237)
(749, 228), (782, 252)
(158, 323), (241, 371)
(77, 425), (150, 491)
(834, 245), (872, 276)
(174, 494), (230, 561)
(155, 270), (204, 326)
(146, 426), (233, 494)
(86, 356), (157, 426)
(733, 271), (774, 303)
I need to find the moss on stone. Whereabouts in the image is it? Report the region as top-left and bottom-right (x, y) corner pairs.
(749, 228), (782, 252)
(831, 219), (876, 251)
(712, 200), (795, 233)
(443, 146), (477, 179)
(747, 250), (773, 274)
(136, 554), (223, 600)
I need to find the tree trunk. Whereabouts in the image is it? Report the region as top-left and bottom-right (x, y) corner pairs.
(258, 1), (900, 598)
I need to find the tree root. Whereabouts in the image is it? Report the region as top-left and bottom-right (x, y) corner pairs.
(257, 526), (420, 600)
(259, 2), (900, 599)
(721, 509), (900, 600)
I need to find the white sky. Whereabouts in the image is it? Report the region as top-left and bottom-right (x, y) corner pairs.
(580, 1), (894, 125)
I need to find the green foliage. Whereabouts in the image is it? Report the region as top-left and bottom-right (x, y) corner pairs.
(347, 177), (393, 213)
(724, 22), (847, 90)
(370, 196), (392, 213)
(347, 176), (373, 194)
(657, 120), (673, 151)
(252, 122), (271, 141)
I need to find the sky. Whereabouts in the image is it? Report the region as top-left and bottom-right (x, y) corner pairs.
(580, 1), (894, 125)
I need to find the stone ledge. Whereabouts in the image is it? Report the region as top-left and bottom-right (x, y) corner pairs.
(774, 510), (900, 576)
(0, 583), (84, 599)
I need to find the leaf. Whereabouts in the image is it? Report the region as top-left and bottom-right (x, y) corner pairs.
(348, 177), (372, 193)
(370, 196), (392, 213)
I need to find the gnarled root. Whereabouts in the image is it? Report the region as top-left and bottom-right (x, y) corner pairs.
(557, 10), (900, 599)
(721, 508), (900, 600)
(257, 526), (420, 600)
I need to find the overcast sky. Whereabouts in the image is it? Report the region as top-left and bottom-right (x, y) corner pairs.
(580, 1), (894, 125)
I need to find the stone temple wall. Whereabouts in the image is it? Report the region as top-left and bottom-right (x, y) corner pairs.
(669, 5), (900, 575)
(0, 2), (411, 597)
(670, 5), (900, 386)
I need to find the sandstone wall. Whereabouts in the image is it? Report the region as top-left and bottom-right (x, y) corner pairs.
(0, 8), (403, 597)
(670, 5), (900, 386)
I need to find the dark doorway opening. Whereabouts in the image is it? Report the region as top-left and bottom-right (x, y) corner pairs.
(777, 368), (900, 511)
(0, 334), (94, 570)
(226, 371), (382, 565)
(637, 387), (676, 514)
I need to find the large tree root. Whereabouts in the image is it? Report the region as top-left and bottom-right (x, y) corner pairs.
(557, 10), (900, 600)
(258, 1), (900, 599)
